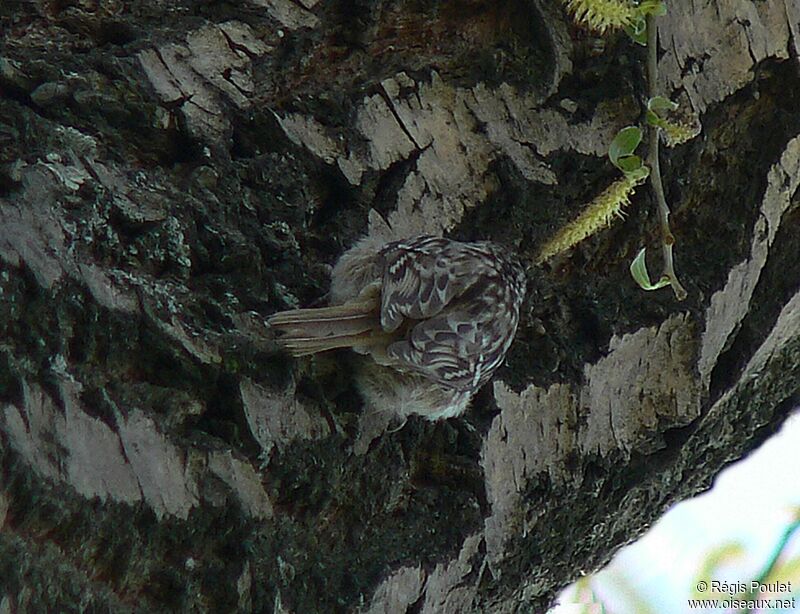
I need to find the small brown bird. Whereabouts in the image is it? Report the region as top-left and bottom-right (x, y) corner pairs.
(268, 235), (527, 420)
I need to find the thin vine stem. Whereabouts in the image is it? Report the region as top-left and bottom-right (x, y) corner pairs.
(646, 13), (687, 301)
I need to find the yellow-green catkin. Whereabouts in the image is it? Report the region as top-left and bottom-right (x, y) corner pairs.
(662, 117), (702, 147)
(563, 0), (637, 33)
(536, 171), (648, 264)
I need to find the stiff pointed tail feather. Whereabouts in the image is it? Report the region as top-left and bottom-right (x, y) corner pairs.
(268, 299), (383, 357)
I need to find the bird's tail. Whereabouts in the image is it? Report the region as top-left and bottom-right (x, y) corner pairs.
(268, 299), (384, 357)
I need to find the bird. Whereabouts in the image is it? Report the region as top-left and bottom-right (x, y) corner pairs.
(268, 235), (527, 421)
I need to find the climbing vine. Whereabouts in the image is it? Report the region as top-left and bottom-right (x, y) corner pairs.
(543, 1), (701, 300)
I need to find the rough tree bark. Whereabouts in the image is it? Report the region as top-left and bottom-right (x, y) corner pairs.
(1, 0), (799, 612)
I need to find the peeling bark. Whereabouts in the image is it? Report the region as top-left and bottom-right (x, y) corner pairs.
(1, 0), (799, 612)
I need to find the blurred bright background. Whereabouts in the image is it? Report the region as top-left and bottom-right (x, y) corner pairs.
(550, 411), (800, 614)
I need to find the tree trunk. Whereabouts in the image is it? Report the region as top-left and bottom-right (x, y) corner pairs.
(1, 0), (799, 612)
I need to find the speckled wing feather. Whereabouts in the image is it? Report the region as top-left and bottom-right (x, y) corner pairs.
(378, 237), (474, 332)
(378, 236), (526, 392)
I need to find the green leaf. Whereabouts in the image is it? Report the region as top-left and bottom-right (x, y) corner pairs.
(616, 155), (643, 173)
(648, 96), (679, 113)
(646, 109), (668, 128)
(609, 126), (643, 171)
(624, 25), (648, 46)
(638, 0), (667, 17)
(630, 248), (672, 291)
(627, 165), (650, 183)
(624, 16), (648, 45)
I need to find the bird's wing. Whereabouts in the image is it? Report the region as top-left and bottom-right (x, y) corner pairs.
(378, 237), (477, 332)
(379, 237), (519, 391)
(385, 291), (501, 391)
